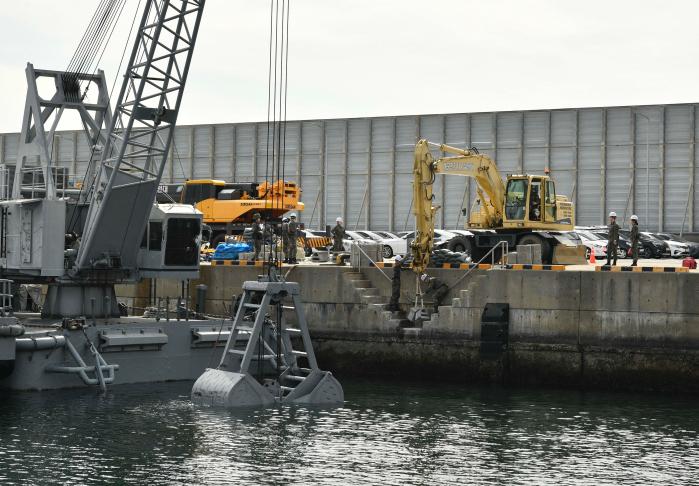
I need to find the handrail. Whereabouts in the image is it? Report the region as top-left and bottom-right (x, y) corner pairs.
(447, 240), (509, 291)
(354, 243), (393, 282)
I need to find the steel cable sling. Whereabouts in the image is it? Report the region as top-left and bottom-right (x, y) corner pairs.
(63, 0), (127, 101)
(65, 0), (141, 236)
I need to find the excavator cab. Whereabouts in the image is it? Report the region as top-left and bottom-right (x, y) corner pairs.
(503, 176), (562, 228)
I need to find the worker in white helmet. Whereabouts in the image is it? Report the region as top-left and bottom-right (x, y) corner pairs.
(629, 215), (640, 266)
(606, 211), (619, 266)
(331, 217), (345, 252)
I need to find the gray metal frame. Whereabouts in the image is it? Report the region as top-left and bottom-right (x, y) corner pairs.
(11, 64), (112, 200)
(77, 0), (205, 276)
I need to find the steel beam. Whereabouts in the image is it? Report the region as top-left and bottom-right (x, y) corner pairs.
(189, 127), (195, 179)
(231, 125), (236, 182)
(208, 125), (215, 178)
(296, 122), (302, 222)
(629, 110), (636, 218)
(573, 110), (579, 214)
(367, 118), (373, 229)
(690, 105), (696, 233)
(658, 106), (665, 232)
(343, 120), (349, 225)
(466, 114), (472, 227)
(441, 115), (447, 229)
(600, 108), (607, 223)
(389, 117), (396, 232)
(320, 121), (326, 228)
(545, 111), (551, 171)
(519, 112), (525, 173)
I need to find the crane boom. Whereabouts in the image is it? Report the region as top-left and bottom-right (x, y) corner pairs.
(75, 0), (206, 279)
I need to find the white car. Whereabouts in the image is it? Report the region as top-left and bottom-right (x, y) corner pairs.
(399, 229), (461, 250)
(651, 233), (689, 258)
(344, 230), (379, 252)
(352, 230), (408, 259)
(575, 230), (607, 259)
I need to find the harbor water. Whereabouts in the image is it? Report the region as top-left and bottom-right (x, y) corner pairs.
(0, 380), (697, 485)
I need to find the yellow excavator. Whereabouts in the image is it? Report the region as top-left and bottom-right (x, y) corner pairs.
(179, 179), (304, 246)
(411, 139), (585, 274)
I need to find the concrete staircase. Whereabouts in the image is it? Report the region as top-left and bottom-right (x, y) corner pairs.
(342, 271), (410, 330)
(427, 273), (487, 326)
(343, 269), (487, 333)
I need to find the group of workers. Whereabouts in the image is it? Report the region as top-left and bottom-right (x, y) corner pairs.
(605, 211), (640, 267)
(249, 213), (348, 264)
(251, 212), (301, 263)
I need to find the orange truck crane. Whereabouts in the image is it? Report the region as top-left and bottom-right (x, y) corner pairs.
(178, 179), (304, 246)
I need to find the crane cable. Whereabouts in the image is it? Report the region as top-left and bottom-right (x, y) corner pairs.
(263, 0), (291, 276)
(67, 0), (143, 235)
(65, 0), (127, 98)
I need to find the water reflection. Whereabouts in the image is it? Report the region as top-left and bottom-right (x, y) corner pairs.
(0, 381), (697, 485)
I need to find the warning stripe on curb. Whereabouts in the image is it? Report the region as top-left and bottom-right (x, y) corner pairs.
(211, 260), (275, 267)
(594, 265), (689, 273)
(507, 264), (566, 271)
(441, 263), (493, 270)
(372, 262), (564, 271)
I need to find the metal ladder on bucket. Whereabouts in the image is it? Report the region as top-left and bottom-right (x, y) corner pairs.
(218, 280), (320, 400)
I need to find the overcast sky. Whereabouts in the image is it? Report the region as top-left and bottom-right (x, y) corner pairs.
(0, 1), (697, 133)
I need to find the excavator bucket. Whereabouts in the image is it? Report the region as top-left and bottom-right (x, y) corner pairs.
(552, 245), (587, 265)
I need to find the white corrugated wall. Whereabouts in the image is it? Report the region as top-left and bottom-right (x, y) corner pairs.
(1, 103), (697, 233)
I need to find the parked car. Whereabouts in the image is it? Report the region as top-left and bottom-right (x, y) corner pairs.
(652, 233), (691, 258)
(304, 229), (373, 254)
(629, 232), (670, 259)
(591, 229), (633, 259)
(655, 234), (699, 258)
(399, 229), (461, 251)
(574, 230), (607, 260)
(352, 230), (408, 259)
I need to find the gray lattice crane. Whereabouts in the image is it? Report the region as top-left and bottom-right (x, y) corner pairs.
(0, 0), (207, 317)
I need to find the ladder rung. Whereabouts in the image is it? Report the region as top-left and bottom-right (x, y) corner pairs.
(280, 386), (295, 392)
(286, 375), (305, 382)
(228, 350), (276, 360)
(244, 303), (261, 309)
(284, 328), (302, 334)
(282, 305), (295, 310)
(280, 366), (312, 373)
(234, 326), (254, 333)
(291, 350), (307, 357)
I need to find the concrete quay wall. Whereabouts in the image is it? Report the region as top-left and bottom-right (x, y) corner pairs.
(118, 265), (699, 393)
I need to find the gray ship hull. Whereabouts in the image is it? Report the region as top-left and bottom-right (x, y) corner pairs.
(0, 315), (229, 391)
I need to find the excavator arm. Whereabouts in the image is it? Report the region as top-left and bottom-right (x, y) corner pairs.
(411, 139), (506, 275)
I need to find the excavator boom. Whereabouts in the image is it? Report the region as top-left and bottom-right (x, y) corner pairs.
(411, 138), (581, 273)
(411, 139), (507, 274)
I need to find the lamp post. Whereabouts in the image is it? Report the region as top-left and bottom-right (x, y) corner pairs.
(636, 113), (650, 229)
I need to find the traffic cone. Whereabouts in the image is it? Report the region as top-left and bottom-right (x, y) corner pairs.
(589, 250), (596, 264)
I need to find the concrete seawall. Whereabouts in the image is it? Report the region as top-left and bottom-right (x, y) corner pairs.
(117, 265), (699, 393)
